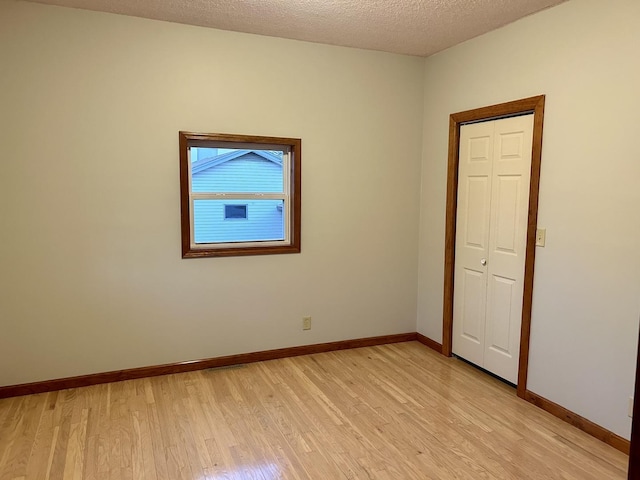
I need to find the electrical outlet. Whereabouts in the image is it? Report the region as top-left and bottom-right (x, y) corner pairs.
(629, 396), (634, 418)
(535, 228), (546, 247)
(302, 316), (312, 331)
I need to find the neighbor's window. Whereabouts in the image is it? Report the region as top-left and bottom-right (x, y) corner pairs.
(179, 132), (301, 258)
(224, 204), (248, 220)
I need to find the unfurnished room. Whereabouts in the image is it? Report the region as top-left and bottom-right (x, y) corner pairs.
(1, 0), (639, 478)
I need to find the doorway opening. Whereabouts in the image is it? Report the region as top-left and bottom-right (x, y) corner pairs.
(442, 95), (545, 398)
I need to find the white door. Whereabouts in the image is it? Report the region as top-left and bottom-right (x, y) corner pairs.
(452, 114), (534, 384)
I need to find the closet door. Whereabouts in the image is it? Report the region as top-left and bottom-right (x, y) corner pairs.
(483, 115), (534, 383)
(452, 115), (534, 384)
(452, 121), (494, 367)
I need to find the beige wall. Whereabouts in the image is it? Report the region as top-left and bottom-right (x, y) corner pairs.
(0, 1), (424, 386)
(417, 0), (640, 438)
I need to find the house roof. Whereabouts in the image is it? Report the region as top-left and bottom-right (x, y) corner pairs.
(191, 150), (283, 175)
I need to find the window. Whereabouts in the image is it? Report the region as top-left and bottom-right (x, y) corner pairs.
(224, 204), (248, 220)
(179, 132), (301, 258)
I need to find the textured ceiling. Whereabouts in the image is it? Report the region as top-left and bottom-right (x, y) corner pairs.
(23, 0), (567, 57)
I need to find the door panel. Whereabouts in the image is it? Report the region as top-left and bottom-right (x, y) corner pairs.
(494, 176), (521, 253)
(465, 177), (490, 248)
(497, 131), (525, 159)
(469, 135), (491, 161)
(484, 115), (534, 383)
(452, 121), (493, 366)
(487, 274), (516, 354)
(453, 114), (533, 384)
(461, 268), (485, 343)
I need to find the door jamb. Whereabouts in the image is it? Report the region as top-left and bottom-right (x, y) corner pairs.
(442, 95), (545, 399)
(628, 326), (640, 477)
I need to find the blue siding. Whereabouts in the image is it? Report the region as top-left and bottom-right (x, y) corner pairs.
(193, 199), (284, 243)
(191, 153), (283, 193)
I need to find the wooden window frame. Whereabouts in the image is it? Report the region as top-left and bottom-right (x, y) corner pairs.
(179, 132), (301, 258)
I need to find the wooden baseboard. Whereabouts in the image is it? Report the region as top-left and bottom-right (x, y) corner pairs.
(524, 390), (630, 455)
(416, 333), (443, 354)
(0, 332), (417, 399)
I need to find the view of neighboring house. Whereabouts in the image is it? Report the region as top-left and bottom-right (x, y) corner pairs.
(191, 148), (285, 244)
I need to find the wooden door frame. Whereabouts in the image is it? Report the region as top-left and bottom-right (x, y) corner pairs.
(628, 327), (640, 478)
(442, 95), (546, 399)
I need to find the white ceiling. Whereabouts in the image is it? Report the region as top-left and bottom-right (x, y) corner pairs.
(24, 0), (567, 57)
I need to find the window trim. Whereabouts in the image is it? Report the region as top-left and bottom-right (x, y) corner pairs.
(179, 132), (301, 258)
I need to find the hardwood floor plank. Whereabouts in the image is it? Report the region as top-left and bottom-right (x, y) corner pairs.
(0, 342), (629, 479)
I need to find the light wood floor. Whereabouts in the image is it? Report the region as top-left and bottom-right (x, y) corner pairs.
(0, 342), (628, 479)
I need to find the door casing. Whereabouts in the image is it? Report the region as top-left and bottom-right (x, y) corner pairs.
(442, 95), (545, 398)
